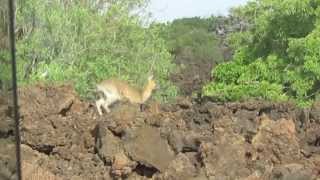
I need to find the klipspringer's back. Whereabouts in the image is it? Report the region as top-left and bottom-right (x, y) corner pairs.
(95, 75), (157, 115)
(97, 78), (144, 103)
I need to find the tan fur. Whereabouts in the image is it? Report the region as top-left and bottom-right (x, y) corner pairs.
(95, 75), (157, 115)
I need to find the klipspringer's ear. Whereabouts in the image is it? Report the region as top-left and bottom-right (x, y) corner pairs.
(148, 75), (153, 81)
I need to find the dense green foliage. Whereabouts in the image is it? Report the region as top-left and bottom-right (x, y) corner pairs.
(152, 17), (224, 96)
(14, 0), (177, 101)
(0, 1), (11, 90)
(203, 0), (320, 106)
(5, 0), (320, 106)
(160, 17), (223, 63)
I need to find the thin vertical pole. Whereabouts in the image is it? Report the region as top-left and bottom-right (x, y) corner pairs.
(8, 0), (22, 179)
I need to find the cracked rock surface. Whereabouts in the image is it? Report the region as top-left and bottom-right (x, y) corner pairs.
(0, 85), (320, 179)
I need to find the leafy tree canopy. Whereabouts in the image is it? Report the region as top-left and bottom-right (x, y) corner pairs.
(203, 0), (320, 106)
(13, 0), (177, 101)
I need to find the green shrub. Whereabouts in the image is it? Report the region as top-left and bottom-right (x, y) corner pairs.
(203, 0), (320, 107)
(163, 17), (223, 63)
(15, 0), (178, 102)
(0, 2), (10, 90)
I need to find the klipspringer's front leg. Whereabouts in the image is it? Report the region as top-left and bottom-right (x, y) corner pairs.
(140, 104), (144, 112)
(102, 101), (111, 113)
(96, 98), (105, 115)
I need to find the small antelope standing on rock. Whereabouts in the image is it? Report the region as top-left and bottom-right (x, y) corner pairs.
(95, 75), (157, 115)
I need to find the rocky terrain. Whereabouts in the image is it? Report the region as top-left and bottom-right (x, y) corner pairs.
(0, 84), (320, 179)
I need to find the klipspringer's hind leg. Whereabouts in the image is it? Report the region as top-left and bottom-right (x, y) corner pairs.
(102, 101), (111, 113)
(96, 89), (114, 114)
(96, 98), (105, 115)
(102, 96), (118, 113)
